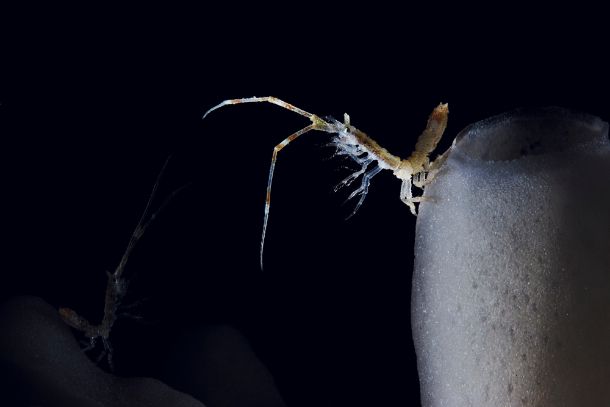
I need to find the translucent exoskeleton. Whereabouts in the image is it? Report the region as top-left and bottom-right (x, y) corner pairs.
(203, 97), (451, 268)
(59, 158), (187, 370)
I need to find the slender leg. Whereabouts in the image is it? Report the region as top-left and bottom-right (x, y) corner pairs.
(334, 159), (372, 192)
(118, 297), (148, 311)
(102, 337), (114, 372)
(96, 348), (107, 364)
(400, 178), (434, 215)
(417, 149), (450, 187)
(345, 166), (383, 219)
(412, 171), (427, 188)
(400, 178), (418, 215)
(118, 312), (144, 321)
(81, 337), (97, 353)
(329, 142), (360, 158)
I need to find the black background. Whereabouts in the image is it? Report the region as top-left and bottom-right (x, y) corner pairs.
(1, 4), (608, 406)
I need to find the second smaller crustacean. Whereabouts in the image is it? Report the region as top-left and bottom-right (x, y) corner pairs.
(59, 158), (187, 370)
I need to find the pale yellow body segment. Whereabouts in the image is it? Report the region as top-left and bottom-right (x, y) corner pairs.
(203, 97), (450, 266)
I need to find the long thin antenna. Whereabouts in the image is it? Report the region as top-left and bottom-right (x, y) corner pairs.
(114, 156), (171, 278)
(202, 97), (335, 270)
(261, 124), (315, 269)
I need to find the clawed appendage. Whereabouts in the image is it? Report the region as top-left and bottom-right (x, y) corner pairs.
(59, 303), (117, 371)
(203, 97), (450, 268)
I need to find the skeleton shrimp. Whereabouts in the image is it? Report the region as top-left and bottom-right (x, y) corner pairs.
(59, 158), (187, 370)
(203, 97), (450, 269)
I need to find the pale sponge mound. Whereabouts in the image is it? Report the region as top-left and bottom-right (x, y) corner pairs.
(412, 108), (610, 406)
(0, 296), (206, 407)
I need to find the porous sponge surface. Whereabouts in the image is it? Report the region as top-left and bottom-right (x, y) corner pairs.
(412, 108), (610, 406)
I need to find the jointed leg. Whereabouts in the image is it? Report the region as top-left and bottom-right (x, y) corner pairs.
(102, 338), (114, 371)
(414, 149), (451, 188)
(400, 178), (418, 215)
(334, 158), (373, 192)
(345, 166), (383, 219)
(81, 337), (97, 353)
(400, 178), (433, 215)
